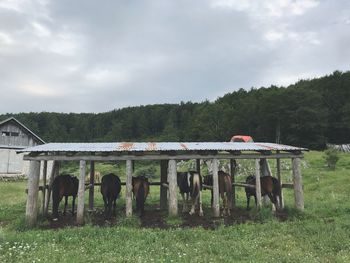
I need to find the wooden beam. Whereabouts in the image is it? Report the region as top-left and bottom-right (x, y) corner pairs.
(232, 182), (256, 188)
(255, 159), (262, 209)
(23, 152), (304, 162)
(196, 159), (201, 175)
(292, 158), (304, 211)
(76, 160), (86, 225)
(168, 159), (178, 216)
(212, 158), (220, 217)
(160, 160), (168, 210)
(230, 159), (236, 207)
(88, 161), (95, 211)
(25, 160), (41, 227)
(125, 160), (133, 217)
(41, 160), (47, 215)
(44, 161), (59, 216)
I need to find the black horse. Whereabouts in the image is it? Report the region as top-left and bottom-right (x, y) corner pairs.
(245, 175), (281, 210)
(132, 176), (150, 215)
(52, 174), (79, 221)
(100, 173), (121, 218)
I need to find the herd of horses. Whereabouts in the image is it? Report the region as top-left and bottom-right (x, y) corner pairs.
(51, 170), (282, 220)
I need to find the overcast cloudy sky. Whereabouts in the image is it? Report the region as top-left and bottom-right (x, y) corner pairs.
(0, 0), (349, 113)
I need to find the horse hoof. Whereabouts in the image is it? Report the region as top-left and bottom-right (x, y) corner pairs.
(199, 212), (204, 217)
(53, 218), (58, 221)
(189, 211), (194, 215)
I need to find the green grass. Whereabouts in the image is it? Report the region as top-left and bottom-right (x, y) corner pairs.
(1, 151), (350, 262)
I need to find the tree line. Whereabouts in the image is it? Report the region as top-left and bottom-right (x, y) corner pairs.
(1, 71), (349, 150)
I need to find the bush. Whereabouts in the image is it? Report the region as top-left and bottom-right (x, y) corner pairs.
(324, 149), (340, 170)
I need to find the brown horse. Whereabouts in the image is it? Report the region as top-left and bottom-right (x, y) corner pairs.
(52, 174), (79, 221)
(132, 176), (150, 215)
(245, 175), (281, 210)
(101, 173), (121, 218)
(204, 171), (233, 216)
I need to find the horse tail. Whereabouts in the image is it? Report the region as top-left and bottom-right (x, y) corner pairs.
(191, 173), (200, 199)
(225, 175), (233, 209)
(137, 182), (145, 214)
(52, 178), (60, 219)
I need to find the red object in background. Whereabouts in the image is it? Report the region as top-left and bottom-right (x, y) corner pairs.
(230, 135), (254, 142)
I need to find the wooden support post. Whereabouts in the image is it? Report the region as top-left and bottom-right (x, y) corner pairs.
(276, 155), (284, 209)
(41, 160), (47, 215)
(230, 159), (236, 207)
(255, 159), (262, 209)
(125, 160), (133, 217)
(44, 161), (59, 216)
(77, 160), (86, 225)
(212, 158), (220, 217)
(168, 159), (178, 216)
(25, 160), (41, 227)
(160, 160), (168, 210)
(292, 158), (304, 211)
(196, 159), (201, 175)
(88, 161), (95, 211)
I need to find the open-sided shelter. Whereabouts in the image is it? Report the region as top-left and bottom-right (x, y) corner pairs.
(18, 142), (307, 227)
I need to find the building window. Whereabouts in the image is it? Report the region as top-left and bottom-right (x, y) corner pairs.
(1, 131), (10, 136)
(11, 132), (19, 137)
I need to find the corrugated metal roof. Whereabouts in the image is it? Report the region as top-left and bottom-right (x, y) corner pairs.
(17, 142), (307, 153)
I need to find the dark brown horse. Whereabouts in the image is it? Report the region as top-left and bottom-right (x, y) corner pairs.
(101, 173), (121, 218)
(203, 171), (233, 216)
(52, 174), (79, 221)
(132, 176), (150, 215)
(245, 175), (281, 210)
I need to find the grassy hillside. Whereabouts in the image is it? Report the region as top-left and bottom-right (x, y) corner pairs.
(0, 151), (349, 262)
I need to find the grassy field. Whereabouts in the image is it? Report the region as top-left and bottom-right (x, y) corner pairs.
(0, 151), (349, 262)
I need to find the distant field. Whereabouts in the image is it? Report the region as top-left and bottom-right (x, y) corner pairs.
(0, 151), (349, 262)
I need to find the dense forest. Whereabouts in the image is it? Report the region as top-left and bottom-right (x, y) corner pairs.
(1, 71), (349, 150)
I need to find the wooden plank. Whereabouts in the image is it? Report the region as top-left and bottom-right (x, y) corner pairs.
(292, 158), (304, 211)
(76, 160), (86, 225)
(230, 159), (236, 207)
(276, 156), (284, 209)
(196, 159), (201, 175)
(168, 159), (178, 216)
(25, 160), (41, 227)
(282, 183), (294, 189)
(44, 161), (58, 216)
(88, 161), (95, 211)
(212, 158), (220, 217)
(23, 152), (304, 161)
(41, 160), (47, 215)
(125, 160), (133, 217)
(232, 182), (256, 188)
(160, 160), (168, 210)
(255, 159), (262, 209)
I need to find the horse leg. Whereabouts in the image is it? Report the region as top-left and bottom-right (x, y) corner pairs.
(181, 192), (187, 212)
(189, 195), (196, 215)
(63, 196), (68, 216)
(246, 193), (250, 210)
(220, 192), (225, 216)
(198, 191), (203, 217)
(72, 195), (76, 215)
(113, 198), (117, 216)
(103, 196), (108, 218)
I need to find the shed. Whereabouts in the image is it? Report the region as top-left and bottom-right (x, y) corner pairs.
(19, 141), (307, 227)
(0, 117), (45, 177)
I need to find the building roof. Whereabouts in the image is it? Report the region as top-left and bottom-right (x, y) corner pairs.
(18, 141), (307, 153)
(0, 117), (45, 144)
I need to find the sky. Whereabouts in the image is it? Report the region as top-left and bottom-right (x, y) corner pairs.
(0, 0), (349, 113)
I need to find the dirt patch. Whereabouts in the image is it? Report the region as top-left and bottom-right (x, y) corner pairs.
(41, 206), (289, 230)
